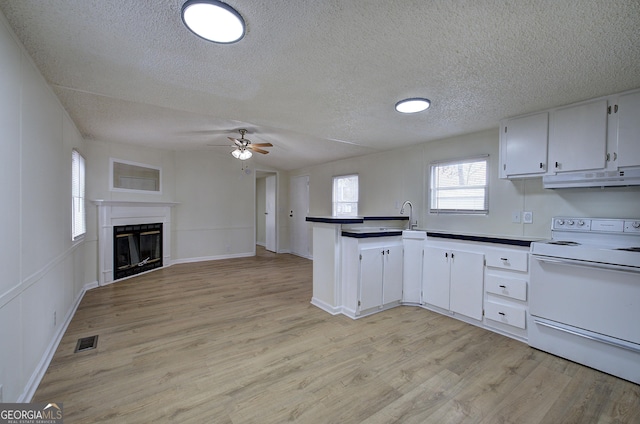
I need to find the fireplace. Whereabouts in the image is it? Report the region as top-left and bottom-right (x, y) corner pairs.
(113, 223), (163, 280)
(94, 200), (176, 285)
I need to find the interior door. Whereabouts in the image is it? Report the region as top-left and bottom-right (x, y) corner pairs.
(265, 175), (276, 252)
(290, 175), (310, 258)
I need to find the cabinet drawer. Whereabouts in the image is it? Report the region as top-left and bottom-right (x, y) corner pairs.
(485, 249), (528, 272)
(485, 274), (527, 301)
(485, 301), (526, 329)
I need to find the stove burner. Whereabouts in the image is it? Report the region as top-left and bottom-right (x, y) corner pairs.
(547, 240), (581, 246)
(615, 247), (640, 252)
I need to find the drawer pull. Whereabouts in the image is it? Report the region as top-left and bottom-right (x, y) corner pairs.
(500, 257), (509, 261)
(498, 312), (506, 316)
(499, 284), (506, 288)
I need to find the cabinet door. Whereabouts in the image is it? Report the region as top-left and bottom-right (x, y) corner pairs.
(549, 99), (608, 172)
(422, 247), (450, 310)
(358, 247), (383, 312)
(449, 250), (484, 320)
(402, 238), (423, 303)
(382, 244), (403, 305)
(502, 112), (548, 176)
(616, 90), (640, 168)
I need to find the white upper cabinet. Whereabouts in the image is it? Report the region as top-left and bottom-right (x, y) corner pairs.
(500, 112), (548, 177)
(499, 88), (640, 179)
(615, 90), (640, 169)
(548, 98), (608, 173)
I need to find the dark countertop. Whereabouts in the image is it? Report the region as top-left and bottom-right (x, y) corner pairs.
(341, 230), (404, 238)
(425, 231), (537, 247)
(306, 216), (538, 245)
(306, 216), (409, 224)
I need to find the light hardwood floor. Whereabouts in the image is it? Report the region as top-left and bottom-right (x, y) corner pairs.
(35, 247), (640, 423)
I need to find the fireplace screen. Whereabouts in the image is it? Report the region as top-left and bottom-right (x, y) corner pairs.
(113, 223), (163, 280)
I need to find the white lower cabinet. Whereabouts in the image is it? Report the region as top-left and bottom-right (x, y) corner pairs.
(422, 246), (484, 321)
(485, 300), (526, 329)
(483, 246), (529, 341)
(402, 231), (426, 304)
(342, 236), (403, 318)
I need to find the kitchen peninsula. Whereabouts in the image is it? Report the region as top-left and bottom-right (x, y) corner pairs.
(306, 216), (409, 317)
(307, 216), (538, 345)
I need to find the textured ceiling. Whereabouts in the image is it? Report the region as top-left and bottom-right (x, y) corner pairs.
(1, 0), (639, 170)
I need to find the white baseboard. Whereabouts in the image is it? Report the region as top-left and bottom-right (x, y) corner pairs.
(19, 280), (97, 402)
(171, 252), (254, 265)
(310, 297), (342, 315)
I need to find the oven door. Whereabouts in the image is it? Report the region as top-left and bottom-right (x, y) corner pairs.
(529, 254), (640, 383)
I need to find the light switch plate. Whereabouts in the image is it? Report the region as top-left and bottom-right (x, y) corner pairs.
(523, 211), (533, 224)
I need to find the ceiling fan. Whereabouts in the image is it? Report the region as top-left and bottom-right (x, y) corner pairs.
(227, 129), (273, 160)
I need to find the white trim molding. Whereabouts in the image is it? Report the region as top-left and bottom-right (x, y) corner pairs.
(93, 200), (178, 285)
(20, 280), (97, 402)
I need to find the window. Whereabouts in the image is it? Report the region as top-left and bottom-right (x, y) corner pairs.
(110, 159), (161, 193)
(429, 156), (488, 214)
(332, 174), (359, 217)
(72, 149), (86, 240)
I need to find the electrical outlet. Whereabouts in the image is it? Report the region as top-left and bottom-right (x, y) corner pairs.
(511, 211), (521, 223)
(53, 311), (56, 327)
(523, 211), (533, 224)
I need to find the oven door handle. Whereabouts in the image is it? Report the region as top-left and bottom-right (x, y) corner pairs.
(533, 318), (640, 354)
(532, 255), (640, 274)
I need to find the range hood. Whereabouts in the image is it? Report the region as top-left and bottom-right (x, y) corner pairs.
(543, 168), (640, 189)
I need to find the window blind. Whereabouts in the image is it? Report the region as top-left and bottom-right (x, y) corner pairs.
(332, 174), (359, 217)
(430, 157), (488, 214)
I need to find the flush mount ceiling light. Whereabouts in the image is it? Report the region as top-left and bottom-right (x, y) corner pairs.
(181, 0), (246, 44)
(395, 98), (431, 114)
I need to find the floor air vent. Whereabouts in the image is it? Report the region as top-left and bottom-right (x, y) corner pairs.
(75, 335), (98, 353)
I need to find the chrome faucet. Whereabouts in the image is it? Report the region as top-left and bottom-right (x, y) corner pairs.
(400, 200), (416, 230)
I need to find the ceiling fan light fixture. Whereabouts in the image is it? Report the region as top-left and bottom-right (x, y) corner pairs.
(395, 98), (431, 114)
(231, 148), (252, 160)
(181, 0), (245, 44)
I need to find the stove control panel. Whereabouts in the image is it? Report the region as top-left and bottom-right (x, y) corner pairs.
(553, 218), (591, 231)
(552, 217), (640, 233)
(624, 220), (640, 233)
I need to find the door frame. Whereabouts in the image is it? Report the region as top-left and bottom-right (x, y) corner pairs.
(254, 170), (279, 253)
(290, 174), (311, 258)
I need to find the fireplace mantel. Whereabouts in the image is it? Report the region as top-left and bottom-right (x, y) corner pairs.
(94, 200), (178, 285)
(92, 200), (179, 207)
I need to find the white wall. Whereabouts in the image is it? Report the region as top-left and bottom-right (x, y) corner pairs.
(290, 128), (640, 239)
(84, 140), (291, 262)
(173, 151), (256, 260)
(0, 13), (88, 402)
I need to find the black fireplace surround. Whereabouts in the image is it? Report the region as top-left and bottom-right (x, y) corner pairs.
(113, 223), (163, 280)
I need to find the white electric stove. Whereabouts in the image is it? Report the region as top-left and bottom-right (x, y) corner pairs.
(530, 217), (640, 268)
(528, 217), (640, 384)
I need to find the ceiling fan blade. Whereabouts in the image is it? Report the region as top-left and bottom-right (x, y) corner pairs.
(228, 137), (244, 147)
(248, 146), (269, 154)
(250, 142), (273, 147)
